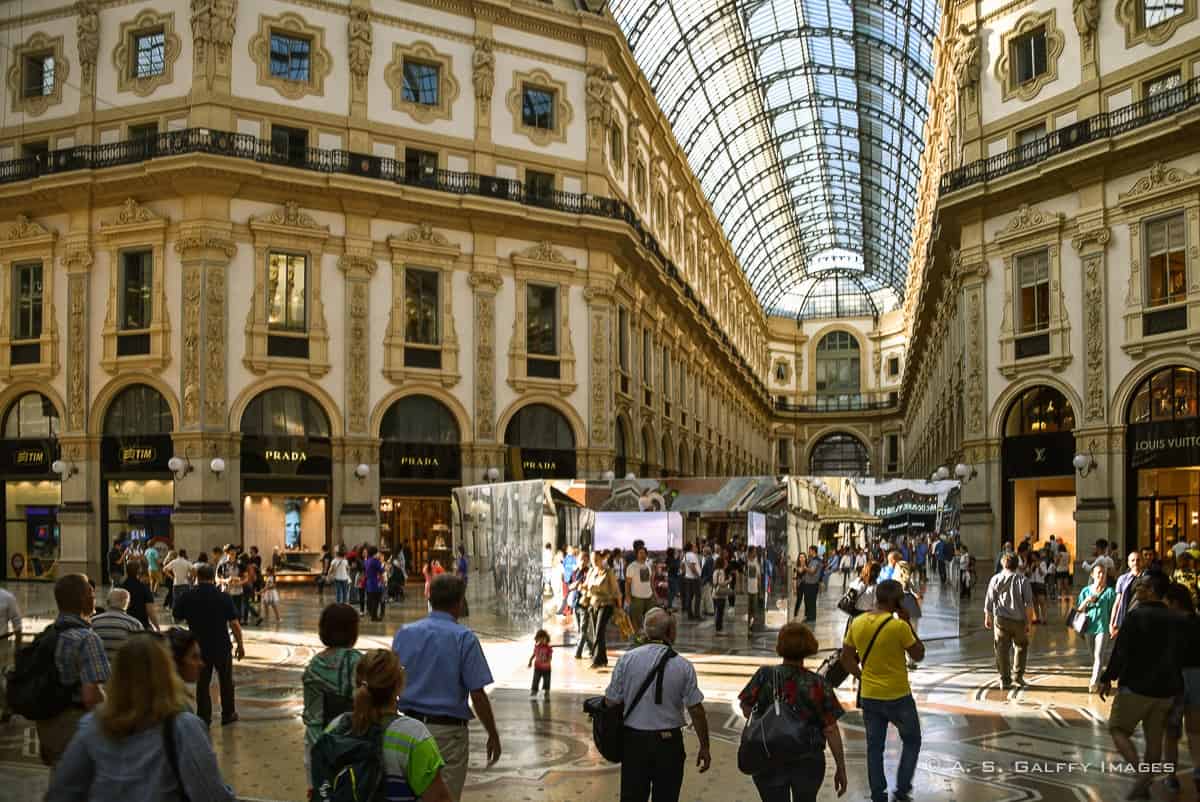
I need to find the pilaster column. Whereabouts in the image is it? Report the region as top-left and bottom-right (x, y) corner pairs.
(335, 437), (380, 547)
(957, 244), (995, 555)
(584, 267), (616, 478)
(469, 248), (503, 484)
(338, 239), (380, 540)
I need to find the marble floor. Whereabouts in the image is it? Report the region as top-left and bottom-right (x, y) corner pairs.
(0, 576), (1185, 802)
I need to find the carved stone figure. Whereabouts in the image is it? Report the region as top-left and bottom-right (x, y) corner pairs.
(951, 25), (981, 101)
(76, 0), (99, 84)
(585, 65), (616, 140)
(192, 0), (236, 64)
(1073, 0), (1099, 40)
(472, 38), (495, 109)
(348, 8), (372, 88)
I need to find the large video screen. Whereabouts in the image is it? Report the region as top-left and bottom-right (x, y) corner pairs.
(594, 511), (683, 553)
(748, 511), (766, 548)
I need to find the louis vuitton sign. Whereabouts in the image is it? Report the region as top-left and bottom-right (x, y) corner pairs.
(1128, 420), (1200, 471)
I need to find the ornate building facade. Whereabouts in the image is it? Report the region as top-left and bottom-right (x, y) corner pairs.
(0, 0), (773, 581)
(903, 0), (1200, 560)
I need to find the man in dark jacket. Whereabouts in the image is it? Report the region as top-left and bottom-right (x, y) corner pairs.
(1100, 571), (1184, 799)
(174, 563), (245, 726)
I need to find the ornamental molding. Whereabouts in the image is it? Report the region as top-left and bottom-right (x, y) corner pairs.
(346, 282), (370, 433)
(174, 232), (236, 260)
(514, 240), (575, 266)
(994, 203), (1062, 244)
(8, 32), (69, 117)
(113, 9), (182, 97)
(102, 198), (165, 230)
(248, 12), (332, 101)
(67, 275), (88, 431)
(347, 8), (372, 90)
(1070, 225), (1111, 252)
(1118, 161), (1196, 205)
(401, 221), (450, 246)
(384, 40), (459, 124)
(468, 271), (504, 293)
(506, 67), (572, 147)
(995, 9), (1064, 103)
(1115, 0), (1197, 47)
(250, 201), (329, 234)
(4, 214), (52, 242)
(475, 290), (497, 441)
(1083, 254), (1106, 422)
(338, 252), (378, 277)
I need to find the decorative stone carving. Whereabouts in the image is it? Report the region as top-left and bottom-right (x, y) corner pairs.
(109, 198), (159, 227)
(1073, 0), (1099, 43)
(1071, 226), (1111, 252)
(951, 24), (981, 103)
(6, 214), (49, 241)
(472, 38), (495, 114)
(1001, 203), (1054, 235)
(254, 201), (328, 231)
(191, 0), (237, 65)
(76, 0), (100, 86)
(591, 311), (610, 445)
(518, 241), (575, 265)
(1119, 161), (1191, 202)
(181, 263), (202, 426)
(403, 222), (449, 245)
(204, 264), (226, 426)
(965, 291), (984, 434)
(475, 290), (497, 441)
(347, 282), (369, 433)
(1083, 255), (1106, 422)
(347, 8), (372, 90)
(7, 33), (69, 117)
(585, 65), (617, 145)
(337, 253), (377, 277)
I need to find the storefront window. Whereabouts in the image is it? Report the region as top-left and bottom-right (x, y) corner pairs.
(1004, 386), (1075, 435)
(1128, 365), (1198, 423)
(3, 392), (59, 438)
(504, 404), (575, 480)
(6, 479), (60, 579)
(241, 388), (330, 437)
(104, 384), (172, 435)
(106, 478), (173, 554)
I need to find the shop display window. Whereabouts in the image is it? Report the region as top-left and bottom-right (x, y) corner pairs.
(5, 479), (60, 579)
(107, 478), (174, 552)
(242, 495), (326, 569)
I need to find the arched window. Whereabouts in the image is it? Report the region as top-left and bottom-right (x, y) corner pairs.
(679, 443), (688, 477)
(815, 331), (860, 396)
(241, 388), (330, 438)
(809, 433), (871, 477)
(104, 385), (172, 436)
(1128, 366), (1199, 424)
(661, 435), (672, 475)
(3, 392), (59, 438)
(380, 396), (459, 443)
(614, 418), (628, 477)
(503, 404), (574, 450)
(1004, 386), (1075, 436)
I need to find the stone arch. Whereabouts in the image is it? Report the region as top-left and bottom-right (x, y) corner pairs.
(369, 384), (472, 444)
(229, 376), (344, 437)
(1110, 352), (1200, 426)
(661, 431), (674, 473)
(806, 322), (868, 394)
(989, 375), (1084, 442)
(0, 381), (66, 427)
(88, 373), (180, 435)
(678, 439), (690, 477)
(496, 394), (586, 452)
(801, 425), (872, 472)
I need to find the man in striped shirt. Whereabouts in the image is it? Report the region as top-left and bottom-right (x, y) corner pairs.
(90, 588), (143, 667)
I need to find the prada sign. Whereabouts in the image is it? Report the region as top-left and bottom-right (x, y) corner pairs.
(101, 435), (172, 473)
(1128, 420), (1200, 470)
(0, 439), (56, 474)
(241, 436), (331, 477)
(1002, 432), (1076, 478)
(505, 446), (576, 480)
(381, 442), (460, 481)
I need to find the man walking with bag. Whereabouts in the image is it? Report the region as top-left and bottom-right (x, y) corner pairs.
(840, 580), (925, 802)
(984, 553), (1035, 690)
(604, 608), (711, 801)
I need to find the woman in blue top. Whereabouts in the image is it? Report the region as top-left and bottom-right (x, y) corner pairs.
(1074, 562), (1117, 694)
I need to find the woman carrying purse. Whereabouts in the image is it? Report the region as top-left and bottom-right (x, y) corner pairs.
(713, 557), (733, 633)
(1074, 563), (1116, 694)
(737, 623), (849, 802)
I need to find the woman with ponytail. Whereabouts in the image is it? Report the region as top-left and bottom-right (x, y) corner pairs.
(319, 648), (453, 801)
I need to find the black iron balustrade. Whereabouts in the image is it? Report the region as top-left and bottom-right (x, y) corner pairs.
(942, 75), (1200, 193)
(775, 394), (898, 413)
(0, 124), (769, 397)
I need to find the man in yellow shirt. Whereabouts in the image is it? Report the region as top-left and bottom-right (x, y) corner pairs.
(840, 580), (925, 802)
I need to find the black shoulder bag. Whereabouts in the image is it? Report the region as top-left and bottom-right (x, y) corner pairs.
(737, 667), (826, 776)
(583, 647), (677, 764)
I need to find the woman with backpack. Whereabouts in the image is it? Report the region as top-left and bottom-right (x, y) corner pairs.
(46, 633), (235, 801)
(312, 648), (452, 802)
(737, 623), (848, 801)
(303, 603), (362, 783)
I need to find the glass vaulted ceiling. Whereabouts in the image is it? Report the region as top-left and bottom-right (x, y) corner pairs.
(610, 0), (940, 319)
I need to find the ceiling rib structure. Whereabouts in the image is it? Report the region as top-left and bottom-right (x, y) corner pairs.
(610, 0), (940, 319)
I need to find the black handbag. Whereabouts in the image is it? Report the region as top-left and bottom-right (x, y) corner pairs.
(836, 586), (860, 616)
(816, 649), (849, 688)
(737, 667), (825, 775)
(583, 648), (676, 763)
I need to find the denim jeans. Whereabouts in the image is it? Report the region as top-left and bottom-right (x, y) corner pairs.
(334, 579), (350, 604)
(860, 694), (922, 802)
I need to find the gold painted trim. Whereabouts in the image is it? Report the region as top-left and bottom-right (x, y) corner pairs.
(506, 68), (572, 147)
(384, 41), (460, 125)
(995, 9), (1065, 103)
(247, 12), (332, 102)
(112, 8), (182, 98)
(6, 32), (68, 118)
(1116, 0), (1197, 48)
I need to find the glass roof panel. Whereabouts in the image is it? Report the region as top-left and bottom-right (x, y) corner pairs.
(613, 0), (938, 317)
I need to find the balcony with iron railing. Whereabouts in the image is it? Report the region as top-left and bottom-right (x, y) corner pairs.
(941, 74), (1200, 194)
(775, 392), (899, 414)
(0, 126), (768, 398)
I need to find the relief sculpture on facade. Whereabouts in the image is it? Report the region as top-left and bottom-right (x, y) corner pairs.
(472, 38), (495, 115)
(347, 283), (369, 433)
(66, 270), (89, 432)
(182, 264), (202, 426)
(76, 0), (99, 87)
(475, 290), (497, 441)
(204, 265), (227, 426)
(1084, 256), (1105, 422)
(966, 291), (984, 434)
(590, 311), (610, 445)
(348, 8), (372, 89)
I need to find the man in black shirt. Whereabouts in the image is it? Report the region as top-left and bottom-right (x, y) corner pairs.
(1100, 571), (1183, 799)
(120, 560), (159, 631)
(173, 563), (245, 726)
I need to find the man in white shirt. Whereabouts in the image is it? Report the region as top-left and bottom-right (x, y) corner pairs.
(0, 587), (22, 722)
(745, 546), (763, 632)
(165, 549), (194, 608)
(681, 544), (702, 621)
(627, 546), (656, 631)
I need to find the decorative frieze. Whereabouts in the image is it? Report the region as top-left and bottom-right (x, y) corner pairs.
(1083, 254), (1106, 423)
(63, 245), (92, 433)
(469, 271), (503, 442)
(346, 282), (370, 433)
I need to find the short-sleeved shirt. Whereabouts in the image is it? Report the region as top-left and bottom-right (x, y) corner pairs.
(392, 611), (493, 720)
(683, 552), (701, 579)
(846, 612), (916, 702)
(172, 584), (237, 661)
(90, 610), (143, 665)
(120, 577), (155, 628)
(381, 715), (446, 801)
(605, 643), (703, 731)
(166, 557), (193, 586)
(628, 560), (654, 599)
(0, 588), (22, 638)
(738, 665), (844, 748)
(53, 615), (111, 702)
(532, 643), (552, 671)
(145, 548), (159, 572)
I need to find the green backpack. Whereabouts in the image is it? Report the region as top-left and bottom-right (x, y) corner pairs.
(311, 716), (386, 802)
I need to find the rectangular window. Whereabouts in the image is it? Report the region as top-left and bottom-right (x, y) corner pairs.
(133, 30), (166, 78)
(662, 347), (671, 400)
(405, 268), (439, 345)
(21, 141), (49, 160)
(269, 33), (311, 82)
(23, 54), (54, 98)
(1011, 27), (1048, 85)
(526, 169), (555, 201)
(1146, 70), (1183, 97)
(777, 438), (791, 470)
(270, 124), (308, 165)
(12, 262), (42, 341)
(1144, 0), (1186, 28)
(1016, 250), (1050, 333)
(1016, 123), (1046, 147)
(120, 250), (153, 331)
(130, 122), (158, 142)
(405, 148), (438, 183)
(618, 307), (629, 373)
(886, 434), (899, 473)
(267, 252), (307, 332)
(609, 126), (623, 169)
(887, 356), (900, 377)
(522, 86), (556, 129)
(634, 162), (647, 204)
(1146, 213), (1187, 308)
(401, 60), (440, 106)
(527, 284), (557, 356)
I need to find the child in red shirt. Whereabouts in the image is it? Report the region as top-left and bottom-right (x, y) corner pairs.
(528, 629), (552, 698)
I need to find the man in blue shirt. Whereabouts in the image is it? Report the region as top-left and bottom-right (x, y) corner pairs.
(392, 574), (501, 799)
(915, 540), (928, 582)
(560, 547), (578, 615)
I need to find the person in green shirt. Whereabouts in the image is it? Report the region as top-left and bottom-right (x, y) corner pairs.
(302, 603), (362, 783)
(1074, 563), (1116, 694)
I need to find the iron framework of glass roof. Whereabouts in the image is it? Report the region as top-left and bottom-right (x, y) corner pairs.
(610, 0), (940, 320)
